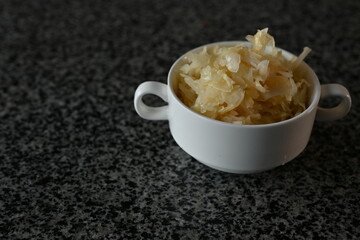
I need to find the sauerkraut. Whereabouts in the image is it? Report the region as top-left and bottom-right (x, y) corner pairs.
(176, 28), (311, 125)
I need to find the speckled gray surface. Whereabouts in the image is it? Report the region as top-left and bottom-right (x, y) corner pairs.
(0, 0), (359, 239)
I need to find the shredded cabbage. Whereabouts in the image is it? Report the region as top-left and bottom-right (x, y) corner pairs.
(176, 28), (311, 125)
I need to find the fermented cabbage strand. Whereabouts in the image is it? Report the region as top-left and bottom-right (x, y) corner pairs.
(176, 28), (310, 125)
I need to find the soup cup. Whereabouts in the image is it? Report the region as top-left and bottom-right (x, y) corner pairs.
(134, 41), (351, 173)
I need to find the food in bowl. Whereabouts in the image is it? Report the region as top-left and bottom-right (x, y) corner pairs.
(176, 28), (311, 125)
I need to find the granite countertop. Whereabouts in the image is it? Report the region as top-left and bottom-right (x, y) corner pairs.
(0, 0), (359, 239)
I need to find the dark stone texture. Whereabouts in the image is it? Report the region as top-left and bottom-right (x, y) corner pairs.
(0, 0), (359, 239)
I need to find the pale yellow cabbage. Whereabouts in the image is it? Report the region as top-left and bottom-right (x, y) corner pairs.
(176, 28), (310, 125)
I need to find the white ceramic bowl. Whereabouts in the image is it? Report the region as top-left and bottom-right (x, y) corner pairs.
(134, 42), (351, 173)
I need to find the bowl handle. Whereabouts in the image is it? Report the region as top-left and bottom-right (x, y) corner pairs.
(134, 81), (169, 120)
(316, 84), (351, 121)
